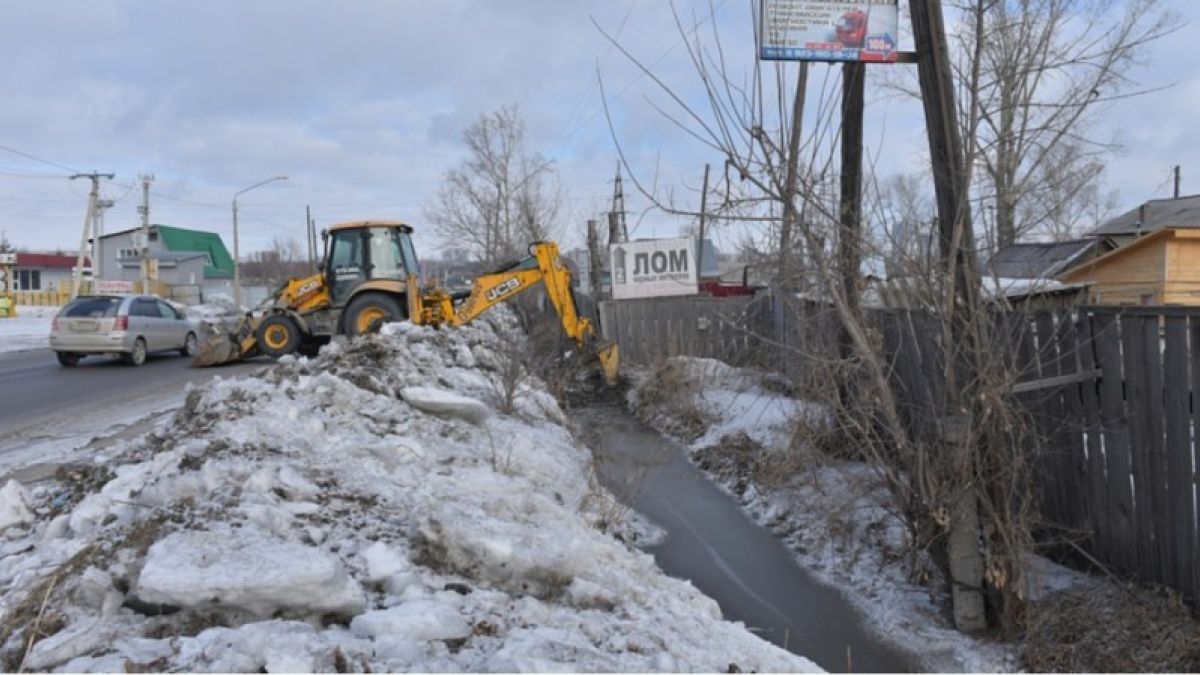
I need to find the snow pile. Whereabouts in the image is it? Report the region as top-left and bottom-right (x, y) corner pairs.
(0, 306), (55, 354)
(0, 314), (818, 672)
(630, 357), (1023, 672)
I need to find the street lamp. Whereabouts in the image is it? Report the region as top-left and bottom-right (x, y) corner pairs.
(232, 175), (288, 309)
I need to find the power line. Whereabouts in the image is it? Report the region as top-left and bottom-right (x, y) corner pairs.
(0, 144), (81, 174)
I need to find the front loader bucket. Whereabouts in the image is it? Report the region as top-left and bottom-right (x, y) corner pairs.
(191, 332), (244, 367)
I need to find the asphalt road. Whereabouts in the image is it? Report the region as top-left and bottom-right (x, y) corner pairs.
(0, 347), (263, 439)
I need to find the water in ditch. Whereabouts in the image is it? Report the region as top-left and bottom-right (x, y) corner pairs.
(577, 405), (921, 674)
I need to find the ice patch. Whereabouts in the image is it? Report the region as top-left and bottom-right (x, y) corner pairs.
(135, 528), (365, 617)
(0, 479), (34, 531)
(401, 386), (491, 425)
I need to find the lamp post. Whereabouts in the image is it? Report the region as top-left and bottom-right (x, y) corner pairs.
(232, 175), (288, 309)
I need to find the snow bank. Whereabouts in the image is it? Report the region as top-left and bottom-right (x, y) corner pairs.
(630, 357), (1024, 672)
(0, 306), (54, 354)
(0, 313), (818, 673)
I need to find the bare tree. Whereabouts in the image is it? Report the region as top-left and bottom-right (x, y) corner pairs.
(246, 236), (307, 285)
(938, 0), (1174, 248)
(425, 105), (564, 266)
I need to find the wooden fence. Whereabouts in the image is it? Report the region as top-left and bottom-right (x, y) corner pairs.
(598, 295), (771, 367)
(601, 294), (1199, 605)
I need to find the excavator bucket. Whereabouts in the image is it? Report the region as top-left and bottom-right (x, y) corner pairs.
(596, 342), (620, 386)
(191, 331), (244, 367)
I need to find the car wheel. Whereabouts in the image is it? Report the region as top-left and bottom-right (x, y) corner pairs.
(257, 315), (302, 358)
(344, 292), (405, 337)
(124, 338), (147, 366)
(56, 351), (80, 367)
(180, 332), (197, 357)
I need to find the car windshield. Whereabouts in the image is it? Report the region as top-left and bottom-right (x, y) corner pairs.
(61, 297), (121, 318)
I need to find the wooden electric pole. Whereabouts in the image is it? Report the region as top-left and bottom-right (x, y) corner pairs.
(910, 0), (986, 634)
(839, 62), (865, 366)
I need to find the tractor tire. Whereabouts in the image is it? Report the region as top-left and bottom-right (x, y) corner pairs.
(343, 292), (405, 337)
(257, 315), (302, 358)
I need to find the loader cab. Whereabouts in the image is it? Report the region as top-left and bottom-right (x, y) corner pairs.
(325, 221), (419, 305)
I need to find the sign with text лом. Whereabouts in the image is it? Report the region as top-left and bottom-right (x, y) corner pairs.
(760, 0), (899, 63)
(609, 237), (698, 300)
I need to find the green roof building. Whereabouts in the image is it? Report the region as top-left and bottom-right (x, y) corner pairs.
(153, 225), (235, 279)
(96, 224), (235, 284)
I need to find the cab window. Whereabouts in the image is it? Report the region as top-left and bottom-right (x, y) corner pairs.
(367, 228), (405, 280)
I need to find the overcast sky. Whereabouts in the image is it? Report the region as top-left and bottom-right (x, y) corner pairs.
(0, 0), (1196, 260)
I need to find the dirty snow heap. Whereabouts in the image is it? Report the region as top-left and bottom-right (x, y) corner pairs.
(0, 312), (818, 673)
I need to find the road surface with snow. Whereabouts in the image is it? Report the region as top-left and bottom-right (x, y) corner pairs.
(0, 349), (263, 476)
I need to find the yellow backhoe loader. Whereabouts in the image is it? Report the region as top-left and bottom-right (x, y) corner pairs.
(193, 220), (619, 385)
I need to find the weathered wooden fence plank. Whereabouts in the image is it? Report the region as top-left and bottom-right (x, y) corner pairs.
(1093, 312), (1137, 573)
(1076, 314), (1110, 560)
(1163, 316), (1190, 593)
(1123, 315), (1159, 582)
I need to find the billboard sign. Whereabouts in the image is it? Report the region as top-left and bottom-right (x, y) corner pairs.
(610, 237), (698, 300)
(96, 279), (135, 293)
(760, 0), (899, 63)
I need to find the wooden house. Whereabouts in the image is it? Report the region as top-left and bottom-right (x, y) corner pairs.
(1060, 228), (1200, 305)
(1059, 195), (1200, 305)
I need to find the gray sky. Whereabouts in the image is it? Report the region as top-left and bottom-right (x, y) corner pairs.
(0, 0), (1195, 259)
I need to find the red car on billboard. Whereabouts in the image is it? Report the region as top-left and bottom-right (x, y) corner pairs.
(835, 9), (868, 49)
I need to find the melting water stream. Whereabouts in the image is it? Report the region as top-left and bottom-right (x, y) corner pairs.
(578, 406), (921, 673)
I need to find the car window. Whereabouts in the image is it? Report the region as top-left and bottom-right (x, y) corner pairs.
(156, 301), (181, 319)
(133, 299), (159, 317)
(62, 297), (120, 318)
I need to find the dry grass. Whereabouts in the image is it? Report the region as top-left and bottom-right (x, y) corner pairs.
(632, 360), (710, 441)
(1022, 584), (1200, 673)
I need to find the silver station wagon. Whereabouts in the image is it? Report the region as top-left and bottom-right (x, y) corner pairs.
(49, 295), (199, 367)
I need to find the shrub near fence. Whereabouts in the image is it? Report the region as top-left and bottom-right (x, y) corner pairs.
(602, 291), (1200, 607)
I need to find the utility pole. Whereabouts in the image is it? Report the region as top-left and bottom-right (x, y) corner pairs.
(138, 174), (154, 294)
(780, 63), (809, 291)
(1174, 165), (1181, 199)
(697, 163), (710, 279)
(586, 219), (603, 302)
(910, 0), (985, 634)
(69, 172), (114, 298)
(305, 205), (314, 269)
(839, 62), (865, 367)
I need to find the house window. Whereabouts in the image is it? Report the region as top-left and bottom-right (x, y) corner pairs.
(117, 248), (139, 260)
(15, 269), (41, 290)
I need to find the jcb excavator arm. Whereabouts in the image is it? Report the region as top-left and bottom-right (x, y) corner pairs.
(414, 242), (619, 385)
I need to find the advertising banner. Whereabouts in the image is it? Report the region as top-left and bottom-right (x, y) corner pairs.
(609, 237), (698, 300)
(760, 0), (899, 62)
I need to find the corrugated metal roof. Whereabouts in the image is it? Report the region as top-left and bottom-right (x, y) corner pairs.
(1089, 194), (1200, 236)
(155, 225), (234, 278)
(986, 239), (1102, 279)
